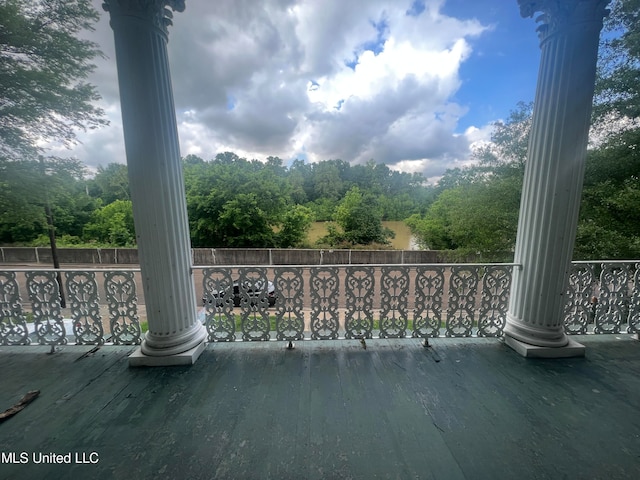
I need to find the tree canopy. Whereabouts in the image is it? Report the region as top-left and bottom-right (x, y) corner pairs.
(0, 156), (96, 245)
(182, 154), (419, 248)
(406, 103), (530, 260)
(319, 186), (395, 248)
(0, 0), (106, 159)
(594, 0), (640, 121)
(0, 0), (106, 259)
(0, 153), (433, 248)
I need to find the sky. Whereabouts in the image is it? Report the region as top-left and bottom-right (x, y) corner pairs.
(60, 0), (543, 182)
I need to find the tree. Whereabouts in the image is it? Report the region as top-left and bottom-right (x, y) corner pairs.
(0, 156), (92, 306)
(408, 8), (640, 262)
(276, 205), (313, 248)
(574, 0), (640, 259)
(309, 160), (346, 202)
(0, 159), (48, 243)
(0, 0), (106, 305)
(87, 163), (130, 205)
(575, 128), (640, 259)
(0, 156), (91, 243)
(286, 159), (310, 204)
(473, 101), (532, 171)
(83, 199), (135, 246)
(184, 153), (292, 247)
(594, 0), (640, 121)
(407, 103), (529, 260)
(406, 178), (521, 260)
(321, 186), (394, 247)
(217, 193), (275, 247)
(0, 0), (106, 158)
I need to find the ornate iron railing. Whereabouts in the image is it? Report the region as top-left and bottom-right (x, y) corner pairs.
(0, 269), (142, 347)
(563, 261), (640, 335)
(200, 264), (514, 343)
(1, 262), (638, 347)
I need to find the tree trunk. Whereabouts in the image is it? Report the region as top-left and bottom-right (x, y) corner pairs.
(43, 180), (65, 308)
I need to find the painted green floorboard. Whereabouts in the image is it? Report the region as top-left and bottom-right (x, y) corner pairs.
(0, 337), (639, 479)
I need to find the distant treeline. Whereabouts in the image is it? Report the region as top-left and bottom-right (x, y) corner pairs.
(0, 154), (436, 250)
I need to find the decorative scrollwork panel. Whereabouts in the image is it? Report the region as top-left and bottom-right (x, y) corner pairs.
(413, 266), (444, 338)
(478, 266), (511, 337)
(0, 272), (30, 345)
(238, 268), (270, 341)
(274, 268), (305, 341)
(563, 264), (596, 334)
(104, 271), (141, 345)
(66, 272), (104, 345)
(345, 267), (374, 339)
(310, 268), (340, 340)
(628, 264), (640, 334)
(595, 264), (629, 334)
(26, 271), (67, 346)
(446, 266), (478, 337)
(202, 268), (236, 342)
(379, 267), (409, 338)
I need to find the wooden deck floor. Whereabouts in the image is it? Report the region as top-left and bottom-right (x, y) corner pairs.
(0, 336), (639, 480)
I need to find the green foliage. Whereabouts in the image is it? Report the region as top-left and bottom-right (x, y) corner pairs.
(379, 193), (420, 220)
(0, 159), (47, 242)
(87, 163), (129, 204)
(319, 186), (395, 247)
(305, 198), (338, 222)
(29, 233), (109, 248)
(217, 193), (276, 247)
(575, 0), (640, 259)
(0, 0), (106, 158)
(184, 153), (290, 247)
(473, 101), (532, 171)
(594, 0), (640, 121)
(302, 160), (431, 222)
(276, 205), (313, 248)
(2, 2), (638, 261)
(0, 156), (94, 244)
(406, 178), (521, 260)
(1, 149), (433, 249)
(0, 0), (106, 253)
(83, 200), (135, 247)
(576, 128), (640, 259)
(309, 160), (347, 201)
(182, 152), (431, 248)
(407, 104), (529, 261)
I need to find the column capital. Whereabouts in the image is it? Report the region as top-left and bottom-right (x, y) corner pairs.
(102, 0), (185, 36)
(518, 0), (610, 45)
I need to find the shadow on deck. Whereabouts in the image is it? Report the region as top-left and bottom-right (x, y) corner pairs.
(0, 336), (639, 479)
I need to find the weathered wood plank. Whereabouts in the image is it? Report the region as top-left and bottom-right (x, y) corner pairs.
(0, 337), (639, 479)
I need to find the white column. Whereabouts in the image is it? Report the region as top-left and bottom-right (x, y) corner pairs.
(505, 0), (610, 357)
(103, 0), (206, 366)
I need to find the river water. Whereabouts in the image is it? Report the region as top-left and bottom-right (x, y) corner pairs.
(306, 221), (419, 250)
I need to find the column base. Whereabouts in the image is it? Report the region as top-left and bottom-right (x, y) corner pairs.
(504, 335), (585, 358)
(128, 340), (206, 367)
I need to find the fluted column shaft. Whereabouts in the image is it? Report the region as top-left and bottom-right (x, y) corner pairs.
(505, 0), (610, 354)
(104, 0), (205, 361)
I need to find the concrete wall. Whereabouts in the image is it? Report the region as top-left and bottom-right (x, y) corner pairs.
(1, 247), (450, 266)
(1, 247), (139, 265)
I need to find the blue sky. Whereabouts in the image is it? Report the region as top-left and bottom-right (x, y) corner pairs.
(67, 0), (545, 181)
(441, 0), (541, 131)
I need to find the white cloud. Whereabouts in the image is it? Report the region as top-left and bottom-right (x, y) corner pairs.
(464, 123), (494, 151)
(67, 0), (499, 179)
